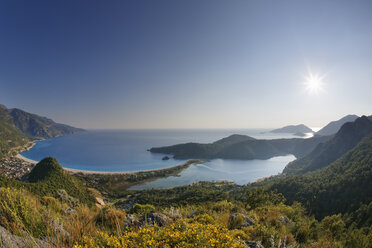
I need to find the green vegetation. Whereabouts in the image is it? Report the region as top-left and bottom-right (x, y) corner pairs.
(0, 155), (370, 247)
(0, 104), (84, 159)
(258, 133), (372, 224)
(73, 160), (203, 198)
(284, 116), (372, 175)
(9, 108), (84, 139)
(0, 157), (95, 205)
(0, 113), (372, 247)
(150, 133), (332, 160)
(1, 181), (371, 247)
(0, 105), (28, 159)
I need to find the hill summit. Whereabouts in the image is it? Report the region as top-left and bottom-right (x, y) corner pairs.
(26, 157), (94, 204)
(316, 114), (359, 136)
(28, 157), (64, 182)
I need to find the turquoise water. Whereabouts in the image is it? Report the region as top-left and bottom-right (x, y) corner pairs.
(21, 129), (299, 187)
(129, 155), (295, 190)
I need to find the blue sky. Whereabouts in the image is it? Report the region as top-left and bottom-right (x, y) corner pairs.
(1, 0), (371, 129)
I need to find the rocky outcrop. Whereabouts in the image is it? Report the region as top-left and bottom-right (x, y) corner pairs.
(143, 212), (169, 226)
(229, 213), (255, 229)
(244, 241), (264, 248)
(278, 216), (292, 225)
(0, 225), (53, 248)
(57, 189), (79, 207)
(123, 214), (139, 229)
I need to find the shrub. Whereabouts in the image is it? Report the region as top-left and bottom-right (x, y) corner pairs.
(229, 213), (245, 229)
(65, 206), (98, 246)
(129, 203), (155, 216)
(74, 221), (245, 248)
(42, 196), (62, 212)
(320, 214), (346, 240)
(97, 206), (126, 232)
(212, 200), (234, 212)
(0, 187), (46, 238)
(192, 213), (214, 225)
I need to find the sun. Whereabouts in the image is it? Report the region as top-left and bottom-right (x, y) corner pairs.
(303, 72), (325, 94)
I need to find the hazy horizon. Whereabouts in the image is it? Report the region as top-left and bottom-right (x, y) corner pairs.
(1, 0), (372, 129)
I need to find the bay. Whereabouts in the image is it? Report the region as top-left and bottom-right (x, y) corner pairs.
(21, 129), (301, 187)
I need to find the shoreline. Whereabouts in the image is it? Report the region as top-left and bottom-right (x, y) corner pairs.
(15, 137), (202, 175)
(64, 160), (201, 175)
(14, 140), (40, 164)
(16, 154), (38, 164)
(16, 152), (202, 175)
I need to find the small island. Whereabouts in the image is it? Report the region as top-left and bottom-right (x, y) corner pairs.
(162, 156), (170, 160)
(270, 124), (313, 134)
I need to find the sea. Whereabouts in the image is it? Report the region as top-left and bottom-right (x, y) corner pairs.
(21, 129), (310, 189)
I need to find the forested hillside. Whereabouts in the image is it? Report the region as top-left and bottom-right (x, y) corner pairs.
(0, 104), (84, 159)
(259, 131), (372, 223)
(9, 108), (84, 138)
(283, 116), (372, 175)
(0, 105), (28, 158)
(150, 134), (332, 160)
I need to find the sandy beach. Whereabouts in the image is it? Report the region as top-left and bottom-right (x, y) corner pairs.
(16, 154), (38, 164)
(15, 153), (201, 175)
(63, 160), (201, 175)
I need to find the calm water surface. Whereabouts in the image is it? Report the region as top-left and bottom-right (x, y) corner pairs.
(129, 155), (295, 190)
(21, 129), (300, 188)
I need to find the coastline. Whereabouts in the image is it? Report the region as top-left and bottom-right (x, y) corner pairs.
(16, 154), (38, 164)
(16, 151), (202, 176)
(64, 160), (202, 175)
(14, 140), (40, 164)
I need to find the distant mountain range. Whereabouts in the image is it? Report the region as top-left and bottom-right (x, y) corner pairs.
(316, 114), (359, 136)
(0, 104), (84, 139)
(0, 104), (84, 158)
(150, 114), (368, 163)
(270, 124), (313, 135)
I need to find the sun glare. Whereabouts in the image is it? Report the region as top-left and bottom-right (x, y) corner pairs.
(303, 72), (325, 95)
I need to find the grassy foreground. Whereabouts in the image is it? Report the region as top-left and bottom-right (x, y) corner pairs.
(0, 157), (371, 247)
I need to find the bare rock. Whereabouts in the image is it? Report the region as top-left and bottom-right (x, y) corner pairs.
(123, 214), (139, 229)
(145, 212), (169, 226)
(278, 216), (292, 225)
(244, 241), (264, 248)
(0, 225), (53, 248)
(229, 213), (255, 229)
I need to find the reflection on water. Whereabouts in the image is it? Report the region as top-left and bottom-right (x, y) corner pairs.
(21, 129), (302, 172)
(129, 155), (296, 190)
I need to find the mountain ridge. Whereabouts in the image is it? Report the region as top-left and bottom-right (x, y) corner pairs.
(0, 104), (84, 158)
(261, 132), (372, 222)
(9, 107), (84, 139)
(283, 116), (372, 175)
(150, 133), (332, 160)
(316, 114), (359, 136)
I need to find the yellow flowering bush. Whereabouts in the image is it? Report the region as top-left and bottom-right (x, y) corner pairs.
(74, 221), (245, 248)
